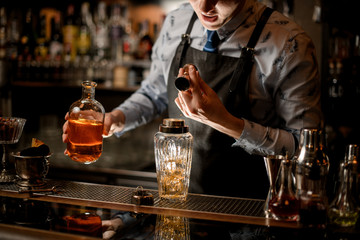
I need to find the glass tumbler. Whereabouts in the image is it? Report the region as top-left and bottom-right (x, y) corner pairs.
(154, 118), (193, 202)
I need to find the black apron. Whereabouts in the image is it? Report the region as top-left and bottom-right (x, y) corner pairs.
(167, 8), (273, 199)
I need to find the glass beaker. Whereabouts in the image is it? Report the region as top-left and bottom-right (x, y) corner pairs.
(269, 158), (299, 221)
(154, 118), (193, 202)
(67, 81), (105, 164)
(263, 155), (284, 218)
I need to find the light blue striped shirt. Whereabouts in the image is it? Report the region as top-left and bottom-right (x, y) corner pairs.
(115, 0), (322, 156)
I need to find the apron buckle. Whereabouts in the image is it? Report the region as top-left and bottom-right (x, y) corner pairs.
(181, 34), (191, 44)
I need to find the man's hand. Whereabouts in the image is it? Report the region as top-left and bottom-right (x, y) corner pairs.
(62, 110), (126, 155)
(102, 218), (123, 240)
(174, 65), (244, 139)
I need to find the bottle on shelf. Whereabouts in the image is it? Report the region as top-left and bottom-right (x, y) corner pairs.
(34, 14), (49, 63)
(18, 8), (37, 63)
(48, 14), (63, 82)
(136, 20), (153, 60)
(77, 2), (93, 62)
(49, 14), (63, 60)
(63, 4), (79, 63)
(0, 7), (7, 59)
(6, 11), (20, 61)
(122, 18), (138, 61)
(109, 3), (125, 63)
(93, 1), (109, 62)
(326, 59), (345, 123)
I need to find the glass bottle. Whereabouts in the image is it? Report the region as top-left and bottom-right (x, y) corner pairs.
(67, 81), (105, 164)
(63, 4), (79, 63)
(18, 8), (36, 63)
(327, 59), (345, 119)
(296, 128), (330, 228)
(34, 14), (49, 63)
(5, 12), (20, 61)
(328, 144), (359, 227)
(77, 2), (93, 61)
(93, 1), (109, 61)
(346, 144), (359, 206)
(269, 157), (299, 221)
(109, 3), (125, 63)
(0, 7), (7, 59)
(154, 119), (193, 202)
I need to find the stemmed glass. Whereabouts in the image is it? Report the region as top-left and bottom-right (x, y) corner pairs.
(0, 117), (26, 182)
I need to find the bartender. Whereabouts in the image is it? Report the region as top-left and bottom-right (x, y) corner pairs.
(63, 0), (322, 200)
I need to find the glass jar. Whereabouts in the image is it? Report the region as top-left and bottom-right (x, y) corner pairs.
(295, 128), (330, 228)
(154, 118), (193, 202)
(67, 80), (105, 164)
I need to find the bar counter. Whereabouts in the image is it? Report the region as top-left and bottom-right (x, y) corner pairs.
(1, 179), (360, 239)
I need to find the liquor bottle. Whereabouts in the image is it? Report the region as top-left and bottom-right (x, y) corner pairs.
(63, 4), (79, 62)
(5, 12), (20, 61)
(49, 15), (63, 62)
(67, 81), (105, 164)
(136, 20), (153, 60)
(122, 18), (138, 61)
(77, 2), (93, 61)
(34, 14), (49, 63)
(93, 1), (109, 61)
(49, 15), (63, 81)
(327, 59), (345, 117)
(328, 144), (359, 227)
(269, 157), (299, 221)
(18, 8), (36, 62)
(296, 128), (330, 228)
(0, 7), (7, 59)
(109, 3), (125, 63)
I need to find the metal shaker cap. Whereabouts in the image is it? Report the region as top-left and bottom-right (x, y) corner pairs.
(159, 118), (189, 133)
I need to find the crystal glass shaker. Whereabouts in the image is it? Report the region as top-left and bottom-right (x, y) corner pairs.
(328, 144), (359, 227)
(154, 118), (193, 202)
(67, 81), (105, 164)
(295, 128), (330, 228)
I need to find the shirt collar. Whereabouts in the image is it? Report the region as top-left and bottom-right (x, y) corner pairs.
(217, 0), (257, 40)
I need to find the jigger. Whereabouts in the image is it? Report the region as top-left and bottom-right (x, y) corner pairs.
(263, 155), (285, 218)
(174, 64), (197, 91)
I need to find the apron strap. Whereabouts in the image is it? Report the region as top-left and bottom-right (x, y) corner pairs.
(228, 7), (274, 93)
(174, 12), (198, 69)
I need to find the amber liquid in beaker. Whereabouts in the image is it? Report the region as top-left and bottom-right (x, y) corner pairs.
(67, 119), (103, 164)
